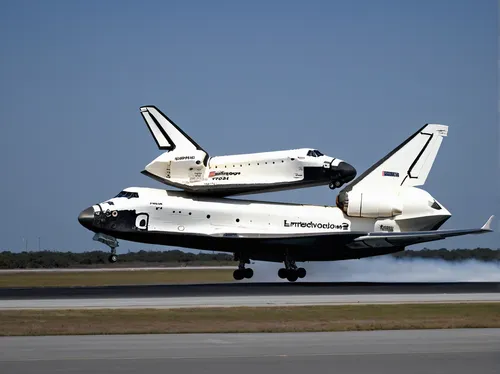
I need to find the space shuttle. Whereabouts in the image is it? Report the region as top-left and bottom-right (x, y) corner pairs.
(139, 106), (357, 197)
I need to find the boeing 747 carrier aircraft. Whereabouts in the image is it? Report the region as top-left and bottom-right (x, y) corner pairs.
(78, 122), (493, 282)
(139, 106), (356, 196)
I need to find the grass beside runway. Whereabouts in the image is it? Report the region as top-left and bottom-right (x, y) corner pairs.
(0, 269), (234, 287)
(1, 303), (499, 336)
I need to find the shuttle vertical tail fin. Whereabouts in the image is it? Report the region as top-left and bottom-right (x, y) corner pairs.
(139, 106), (207, 154)
(342, 124), (448, 192)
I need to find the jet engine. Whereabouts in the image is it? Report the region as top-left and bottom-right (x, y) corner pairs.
(336, 190), (403, 218)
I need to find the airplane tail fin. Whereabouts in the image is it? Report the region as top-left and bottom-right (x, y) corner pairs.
(342, 124), (448, 192)
(139, 106), (207, 154)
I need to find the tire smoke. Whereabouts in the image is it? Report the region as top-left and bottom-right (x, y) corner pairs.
(246, 257), (500, 282)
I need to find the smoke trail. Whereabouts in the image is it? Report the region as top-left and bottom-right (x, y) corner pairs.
(245, 257), (500, 282)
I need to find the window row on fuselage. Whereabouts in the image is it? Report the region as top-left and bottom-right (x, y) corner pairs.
(209, 149), (325, 169)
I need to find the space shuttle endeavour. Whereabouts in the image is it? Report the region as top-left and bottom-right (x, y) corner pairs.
(139, 106), (356, 196)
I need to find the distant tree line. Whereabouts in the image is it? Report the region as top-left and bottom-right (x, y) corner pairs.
(0, 248), (498, 269)
(0, 250), (235, 269)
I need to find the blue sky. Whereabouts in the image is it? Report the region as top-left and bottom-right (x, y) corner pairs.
(0, 0), (497, 252)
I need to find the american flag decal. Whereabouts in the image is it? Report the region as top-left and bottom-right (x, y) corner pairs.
(209, 171), (216, 178)
(382, 171), (399, 177)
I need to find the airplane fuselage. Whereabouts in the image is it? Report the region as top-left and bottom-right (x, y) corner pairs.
(79, 186), (451, 263)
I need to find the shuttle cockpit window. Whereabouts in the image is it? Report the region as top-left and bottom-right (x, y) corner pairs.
(307, 150), (324, 157)
(430, 200), (442, 210)
(115, 191), (139, 199)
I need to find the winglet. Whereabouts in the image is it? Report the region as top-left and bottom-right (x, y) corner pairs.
(481, 215), (494, 231)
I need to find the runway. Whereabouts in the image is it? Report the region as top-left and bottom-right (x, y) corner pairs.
(0, 282), (499, 309)
(1, 329), (499, 374)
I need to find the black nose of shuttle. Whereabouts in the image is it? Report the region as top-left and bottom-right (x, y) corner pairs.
(78, 207), (94, 230)
(337, 162), (357, 182)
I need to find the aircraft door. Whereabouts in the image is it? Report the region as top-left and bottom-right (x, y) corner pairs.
(135, 214), (149, 231)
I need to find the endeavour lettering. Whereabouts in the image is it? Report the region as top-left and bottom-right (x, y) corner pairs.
(175, 156), (196, 161)
(284, 220), (349, 230)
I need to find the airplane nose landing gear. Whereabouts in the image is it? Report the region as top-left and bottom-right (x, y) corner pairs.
(329, 180), (342, 189)
(93, 233), (119, 263)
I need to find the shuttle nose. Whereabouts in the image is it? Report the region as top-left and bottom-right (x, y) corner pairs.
(78, 207), (95, 230)
(336, 162), (357, 183)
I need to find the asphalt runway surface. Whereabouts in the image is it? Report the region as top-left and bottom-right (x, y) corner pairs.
(1, 329), (499, 374)
(0, 282), (499, 309)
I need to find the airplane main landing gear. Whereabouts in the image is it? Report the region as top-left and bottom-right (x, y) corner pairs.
(233, 254), (254, 280)
(233, 267), (253, 280)
(278, 255), (306, 282)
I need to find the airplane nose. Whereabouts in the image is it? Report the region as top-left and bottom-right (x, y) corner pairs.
(78, 207), (95, 230)
(336, 162), (357, 183)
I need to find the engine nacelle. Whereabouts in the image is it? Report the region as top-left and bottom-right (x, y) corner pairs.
(336, 190), (403, 218)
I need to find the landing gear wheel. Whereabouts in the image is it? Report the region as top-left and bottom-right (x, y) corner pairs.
(287, 272), (298, 282)
(297, 267), (306, 279)
(108, 254), (117, 263)
(328, 182), (336, 189)
(233, 269), (244, 281)
(278, 268), (287, 279)
(244, 268), (254, 279)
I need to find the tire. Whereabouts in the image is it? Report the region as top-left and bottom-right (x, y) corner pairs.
(244, 268), (254, 279)
(287, 272), (298, 282)
(334, 180), (342, 188)
(233, 269), (244, 281)
(328, 182), (335, 190)
(278, 268), (288, 279)
(108, 254), (117, 263)
(297, 267), (306, 278)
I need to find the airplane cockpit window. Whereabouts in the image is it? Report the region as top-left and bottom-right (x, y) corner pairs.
(314, 150), (323, 156)
(115, 191), (139, 199)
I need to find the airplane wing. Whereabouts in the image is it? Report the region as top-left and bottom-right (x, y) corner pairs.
(210, 216), (494, 250)
(345, 215), (494, 249)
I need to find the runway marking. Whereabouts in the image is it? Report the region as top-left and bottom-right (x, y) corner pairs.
(3, 347), (498, 364)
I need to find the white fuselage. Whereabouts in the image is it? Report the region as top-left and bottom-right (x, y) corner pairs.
(96, 186), (451, 238)
(142, 148), (354, 195)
